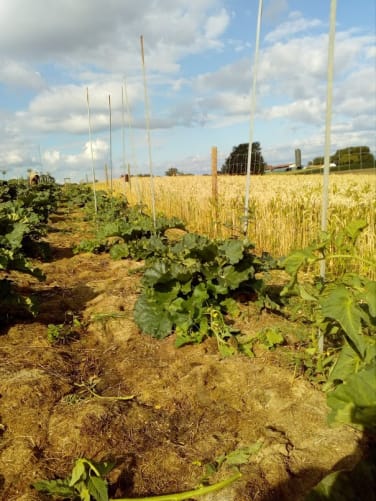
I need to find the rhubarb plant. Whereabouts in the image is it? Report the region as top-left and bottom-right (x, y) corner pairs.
(134, 233), (275, 356)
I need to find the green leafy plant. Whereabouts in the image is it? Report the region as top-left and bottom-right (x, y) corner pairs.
(33, 457), (242, 501)
(34, 458), (114, 501)
(305, 449), (376, 501)
(326, 361), (376, 431)
(61, 183), (96, 209)
(280, 220), (376, 500)
(281, 219), (376, 385)
(46, 315), (82, 344)
(74, 205), (185, 260)
(134, 233), (275, 355)
(202, 442), (263, 481)
(83, 190), (128, 222)
(305, 363), (376, 500)
(255, 327), (285, 351)
(0, 180), (61, 317)
(0, 201), (46, 316)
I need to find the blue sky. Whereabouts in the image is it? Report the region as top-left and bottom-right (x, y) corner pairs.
(0, 0), (375, 182)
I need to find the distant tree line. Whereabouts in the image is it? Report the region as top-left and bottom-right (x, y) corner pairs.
(165, 168), (190, 176)
(310, 146), (374, 169)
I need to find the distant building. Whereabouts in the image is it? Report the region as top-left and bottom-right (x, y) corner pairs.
(265, 163), (296, 173)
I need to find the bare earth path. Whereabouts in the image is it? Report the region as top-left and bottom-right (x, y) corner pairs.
(0, 207), (363, 500)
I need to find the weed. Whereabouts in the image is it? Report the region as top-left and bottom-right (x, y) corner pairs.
(47, 315), (82, 344)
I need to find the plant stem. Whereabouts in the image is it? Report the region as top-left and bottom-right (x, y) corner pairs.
(85, 386), (135, 401)
(111, 471), (241, 501)
(326, 254), (376, 268)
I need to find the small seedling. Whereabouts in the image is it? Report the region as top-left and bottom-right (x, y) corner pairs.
(33, 457), (114, 501)
(33, 456), (242, 500)
(47, 315), (82, 344)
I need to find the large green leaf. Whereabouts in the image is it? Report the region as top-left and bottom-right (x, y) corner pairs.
(69, 459), (86, 486)
(218, 239), (245, 264)
(282, 246), (318, 277)
(109, 243), (130, 260)
(327, 338), (376, 387)
(326, 343), (362, 386)
(5, 222), (28, 250)
(142, 261), (172, 286)
(134, 295), (173, 338)
(344, 219), (368, 240)
(220, 264), (253, 290)
(327, 362), (376, 430)
(305, 451), (376, 501)
(153, 281), (181, 304)
(170, 260), (200, 282)
(184, 283), (210, 311)
(173, 233), (217, 262)
(364, 280), (376, 318)
(33, 479), (75, 497)
(319, 285), (367, 354)
(87, 476), (109, 501)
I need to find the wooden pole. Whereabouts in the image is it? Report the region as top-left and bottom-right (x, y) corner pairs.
(211, 146), (218, 202)
(211, 146), (218, 237)
(104, 163), (109, 187)
(127, 162), (131, 189)
(121, 86), (126, 178)
(108, 94), (113, 194)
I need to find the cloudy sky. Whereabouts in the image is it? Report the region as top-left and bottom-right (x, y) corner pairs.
(0, 0), (375, 181)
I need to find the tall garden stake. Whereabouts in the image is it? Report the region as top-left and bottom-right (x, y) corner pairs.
(319, 0), (338, 352)
(86, 87), (98, 215)
(121, 85), (127, 198)
(140, 35), (156, 229)
(108, 94), (113, 194)
(243, 0), (263, 235)
(124, 79), (142, 204)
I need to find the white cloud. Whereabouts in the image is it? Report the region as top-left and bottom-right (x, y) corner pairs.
(43, 150), (60, 164)
(0, 59), (45, 89)
(264, 0), (288, 23)
(0, 0), (229, 74)
(262, 98), (325, 124)
(265, 11), (323, 43)
(204, 8), (230, 40)
(0, 2), (374, 181)
(194, 58), (251, 93)
(2, 150), (24, 165)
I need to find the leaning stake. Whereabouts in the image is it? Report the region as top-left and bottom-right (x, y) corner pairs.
(140, 35), (156, 230)
(86, 87), (98, 215)
(243, 0), (263, 235)
(319, 0), (337, 352)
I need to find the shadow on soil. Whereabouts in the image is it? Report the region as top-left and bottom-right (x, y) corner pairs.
(0, 283), (98, 331)
(48, 244), (75, 260)
(251, 438), (375, 501)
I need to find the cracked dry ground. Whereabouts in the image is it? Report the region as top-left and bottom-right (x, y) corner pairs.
(0, 207), (364, 501)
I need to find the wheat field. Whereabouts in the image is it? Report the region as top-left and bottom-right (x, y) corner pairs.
(96, 172), (376, 276)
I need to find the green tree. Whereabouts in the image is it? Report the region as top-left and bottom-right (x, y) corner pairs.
(165, 167), (179, 176)
(312, 156), (324, 165)
(221, 142), (266, 175)
(309, 146), (375, 170)
(330, 146), (374, 168)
